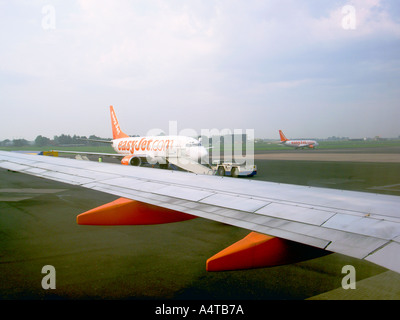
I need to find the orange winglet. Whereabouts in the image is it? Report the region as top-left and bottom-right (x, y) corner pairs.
(206, 232), (328, 271)
(77, 197), (196, 225)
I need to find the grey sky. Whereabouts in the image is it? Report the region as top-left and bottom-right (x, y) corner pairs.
(1, 0), (399, 140)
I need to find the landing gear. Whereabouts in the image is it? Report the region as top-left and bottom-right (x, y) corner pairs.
(160, 163), (169, 169)
(231, 167), (238, 178)
(217, 166), (225, 176)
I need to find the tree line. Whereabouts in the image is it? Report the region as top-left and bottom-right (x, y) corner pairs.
(0, 134), (111, 147)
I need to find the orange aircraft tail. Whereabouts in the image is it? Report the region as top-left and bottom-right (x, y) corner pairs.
(279, 130), (288, 142)
(110, 106), (129, 140)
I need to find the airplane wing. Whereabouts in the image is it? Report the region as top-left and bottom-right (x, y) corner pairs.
(1, 150), (400, 273)
(53, 150), (124, 158)
(54, 150), (213, 175)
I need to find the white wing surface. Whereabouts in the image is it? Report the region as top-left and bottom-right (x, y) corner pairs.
(1, 150), (400, 273)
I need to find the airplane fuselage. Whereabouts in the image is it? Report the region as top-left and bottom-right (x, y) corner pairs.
(112, 135), (208, 163)
(282, 140), (318, 149)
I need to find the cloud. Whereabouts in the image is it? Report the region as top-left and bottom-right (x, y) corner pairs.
(55, 1), (220, 89)
(0, 0), (399, 139)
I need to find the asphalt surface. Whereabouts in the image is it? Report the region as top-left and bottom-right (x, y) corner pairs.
(1, 149), (400, 302)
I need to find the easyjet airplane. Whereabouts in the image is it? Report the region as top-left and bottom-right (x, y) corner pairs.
(279, 130), (319, 149)
(108, 106), (209, 167)
(57, 106), (210, 174)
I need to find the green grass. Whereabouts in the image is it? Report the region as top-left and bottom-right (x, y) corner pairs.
(314, 139), (400, 150)
(253, 159), (400, 196)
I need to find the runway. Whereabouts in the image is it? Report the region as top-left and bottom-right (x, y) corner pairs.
(1, 149), (400, 300)
(254, 153), (400, 163)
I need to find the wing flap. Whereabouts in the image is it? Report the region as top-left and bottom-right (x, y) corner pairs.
(322, 213), (400, 240)
(200, 193), (269, 212)
(366, 241), (400, 273)
(255, 202), (335, 226)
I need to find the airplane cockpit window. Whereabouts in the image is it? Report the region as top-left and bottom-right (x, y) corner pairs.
(186, 142), (201, 147)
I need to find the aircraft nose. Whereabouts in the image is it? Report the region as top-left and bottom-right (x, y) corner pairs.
(196, 146), (209, 163)
(201, 147), (209, 161)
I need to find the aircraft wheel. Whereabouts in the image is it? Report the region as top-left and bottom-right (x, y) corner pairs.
(217, 166), (225, 176)
(231, 167), (238, 178)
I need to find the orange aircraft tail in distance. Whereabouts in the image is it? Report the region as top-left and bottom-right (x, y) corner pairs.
(110, 105), (129, 140)
(279, 130), (288, 142)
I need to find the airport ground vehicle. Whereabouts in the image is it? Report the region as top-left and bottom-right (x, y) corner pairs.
(212, 160), (257, 177)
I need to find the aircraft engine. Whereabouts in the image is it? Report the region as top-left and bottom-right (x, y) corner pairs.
(121, 155), (142, 166)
